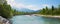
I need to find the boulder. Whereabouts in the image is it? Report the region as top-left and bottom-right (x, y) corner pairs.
(0, 16), (10, 24)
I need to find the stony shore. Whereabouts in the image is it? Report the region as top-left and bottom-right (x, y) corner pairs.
(0, 16), (11, 24)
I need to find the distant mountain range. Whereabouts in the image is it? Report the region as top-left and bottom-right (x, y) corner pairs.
(16, 8), (35, 12)
(12, 7), (35, 12)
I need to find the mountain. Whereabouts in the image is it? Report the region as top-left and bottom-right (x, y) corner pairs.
(17, 8), (35, 12)
(12, 7), (35, 12)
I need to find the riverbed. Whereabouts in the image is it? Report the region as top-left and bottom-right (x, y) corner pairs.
(10, 15), (60, 24)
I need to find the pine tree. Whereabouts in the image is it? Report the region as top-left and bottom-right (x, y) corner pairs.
(52, 5), (54, 11)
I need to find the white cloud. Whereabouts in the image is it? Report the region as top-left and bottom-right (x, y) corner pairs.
(6, 0), (14, 4)
(6, 0), (16, 6)
(6, 0), (40, 10)
(13, 3), (25, 8)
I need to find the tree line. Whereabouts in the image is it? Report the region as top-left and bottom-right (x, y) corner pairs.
(39, 5), (60, 15)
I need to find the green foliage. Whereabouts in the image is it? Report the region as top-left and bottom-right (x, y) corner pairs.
(0, 4), (13, 19)
(0, 0), (13, 18)
(39, 5), (60, 15)
(52, 5), (55, 11)
(0, 0), (15, 19)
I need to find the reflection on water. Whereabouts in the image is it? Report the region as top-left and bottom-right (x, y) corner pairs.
(10, 15), (60, 24)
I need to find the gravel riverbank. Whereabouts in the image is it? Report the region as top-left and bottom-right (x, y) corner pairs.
(32, 14), (60, 18)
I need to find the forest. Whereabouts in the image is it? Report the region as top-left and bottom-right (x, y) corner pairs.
(39, 5), (60, 15)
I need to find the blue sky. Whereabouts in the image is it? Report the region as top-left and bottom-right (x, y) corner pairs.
(7, 0), (60, 11)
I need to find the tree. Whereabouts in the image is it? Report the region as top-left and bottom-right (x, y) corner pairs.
(40, 8), (46, 14)
(45, 6), (49, 14)
(45, 6), (48, 10)
(52, 5), (54, 11)
(51, 5), (55, 15)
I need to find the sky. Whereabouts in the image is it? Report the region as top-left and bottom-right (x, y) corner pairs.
(6, 0), (60, 11)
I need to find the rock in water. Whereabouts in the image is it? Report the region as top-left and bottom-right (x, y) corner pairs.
(0, 16), (10, 24)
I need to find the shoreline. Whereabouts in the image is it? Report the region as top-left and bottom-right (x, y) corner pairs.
(33, 14), (60, 18)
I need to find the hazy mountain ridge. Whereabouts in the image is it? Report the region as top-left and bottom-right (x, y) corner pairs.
(12, 7), (35, 12)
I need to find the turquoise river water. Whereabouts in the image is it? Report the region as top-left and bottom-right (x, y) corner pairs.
(10, 15), (60, 24)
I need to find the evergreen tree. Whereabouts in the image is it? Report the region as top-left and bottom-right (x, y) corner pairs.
(51, 5), (55, 15)
(46, 6), (48, 10)
(52, 5), (54, 11)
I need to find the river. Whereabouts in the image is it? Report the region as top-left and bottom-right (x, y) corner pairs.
(10, 15), (60, 24)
